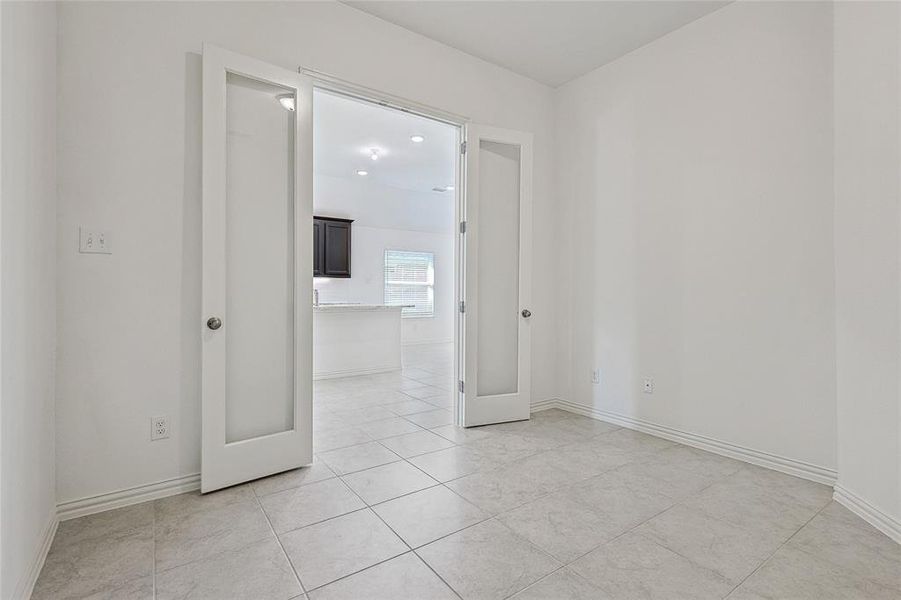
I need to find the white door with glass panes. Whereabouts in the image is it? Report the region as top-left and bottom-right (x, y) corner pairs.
(201, 44), (313, 492)
(461, 124), (533, 427)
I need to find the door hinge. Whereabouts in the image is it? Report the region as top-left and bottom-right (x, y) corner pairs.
(459, 221), (467, 234)
(458, 380), (465, 393)
(460, 141), (467, 155)
(459, 300), (465, 313)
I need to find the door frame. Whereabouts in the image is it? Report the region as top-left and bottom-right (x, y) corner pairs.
(298, 68), (470, 426)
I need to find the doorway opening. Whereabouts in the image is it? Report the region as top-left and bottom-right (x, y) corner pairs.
(310, 88), (463, 448)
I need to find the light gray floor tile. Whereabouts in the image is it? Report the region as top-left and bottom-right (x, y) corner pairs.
(81, 576), (153, 600)
(308, 553), (457, 600)
(408, 445), (500, 482)
(155, 498), (272, 571)
(430, 424), (495, 445)
(385, 398), (442, 416)
(32, 526), (153, 600)
(259, 478), (366, 533)
(510, 568), (603, 600)
(570, 532), (735, 600)
(735, 543), (900, 600)
(445, 465), (548, 515)
(319, 441), (401, 475)
(466, 432), (547, 464)
(36, 345), (897, 600)
(315, 426), (373, 452)
(358, 416), (423, 440)
(403, 408), (454, 428)
(53, 502), (154, 549)
(373, 485), (488, 548)
(379, 430), (456, 458)
(787, 502), (901, 591)
(251, 457), (336, 497)
(638, 504), (788, 582)
(280, 509), (407, 590)
(341, 460), (438, 505)
(418, 519), (561, 600)
(154, 484), (255, 520)
(498, 492), (622, 562)
(401, 385), (445, 399)
(156, 537), (302, 600)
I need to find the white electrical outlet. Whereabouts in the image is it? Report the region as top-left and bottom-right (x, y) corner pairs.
(79, 227), (112, 254)
(643, 378), (654, 394)
(151, 416), (170, 441)
(591, 369), (600, 384)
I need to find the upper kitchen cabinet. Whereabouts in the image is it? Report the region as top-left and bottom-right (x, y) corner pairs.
(313, 216), (352, 278)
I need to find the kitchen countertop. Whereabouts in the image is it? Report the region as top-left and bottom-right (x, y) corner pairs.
(313, 303), (408, 312)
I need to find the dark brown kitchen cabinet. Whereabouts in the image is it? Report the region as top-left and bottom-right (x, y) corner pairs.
(313, 216), (352, 278)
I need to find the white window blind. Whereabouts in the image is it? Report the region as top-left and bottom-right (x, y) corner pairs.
(384, 250), (435, 318)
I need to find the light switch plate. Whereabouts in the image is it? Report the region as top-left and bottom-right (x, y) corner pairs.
(79, 227), (111, 254)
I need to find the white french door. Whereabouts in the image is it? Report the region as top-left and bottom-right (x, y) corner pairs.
(461, 124), (533, 427)
(201, 44), (313, 492)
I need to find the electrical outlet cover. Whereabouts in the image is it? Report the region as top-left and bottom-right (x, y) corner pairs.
(151, 416), (170, 440)
(643, 378), (654, 394)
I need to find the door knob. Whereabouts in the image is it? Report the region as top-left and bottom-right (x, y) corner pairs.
(207, 317), (222, 330)
(521, 309), (532, 318)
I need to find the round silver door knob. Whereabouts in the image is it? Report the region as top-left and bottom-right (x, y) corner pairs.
(207, 317), (222, 330)
(521, 309), (532, 318)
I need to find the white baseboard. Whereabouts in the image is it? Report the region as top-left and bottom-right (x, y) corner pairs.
(14, 509), (57, 600)
(313, 365), (401, 381)
(833, 483), (901, 544)
(531, 398), (837, 486)
(57, 473), (200, 521)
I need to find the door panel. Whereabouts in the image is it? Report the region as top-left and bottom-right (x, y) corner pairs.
(322, 220), (351, 277)
(462, 125), (533, 427)
(202, 44), (313, 492)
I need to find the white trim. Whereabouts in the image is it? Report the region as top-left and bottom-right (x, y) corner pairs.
(56, 473), (200, 521)
(833, 483), (901, 544)
(402, 338), (454, 347)
(530, 399), (837, 486)
(313, 366), (401, 381)
(13, 509), (57, 600)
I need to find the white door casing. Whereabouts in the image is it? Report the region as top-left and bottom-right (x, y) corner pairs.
(462, 124), (533, 427)
(201, 44), (313, 492)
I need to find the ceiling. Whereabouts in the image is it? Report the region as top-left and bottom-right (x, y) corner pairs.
(313, 89), (457, 233)
(344, 1), (730, 87)
(314, 88), (457, 193)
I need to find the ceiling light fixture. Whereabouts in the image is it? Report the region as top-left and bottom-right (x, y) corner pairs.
(276, 94), (295, 111)
(446, 185), (455, 191)
(410, 135), (425, 143)
(370, 148), (380, 161)
(356, 170), (368, 176)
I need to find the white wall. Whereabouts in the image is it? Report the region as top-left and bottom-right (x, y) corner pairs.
(833, 0), (901, 534)
(1, 1), (58, 597)
(554, 1), (837, 472)
(55, 1), (555, 504)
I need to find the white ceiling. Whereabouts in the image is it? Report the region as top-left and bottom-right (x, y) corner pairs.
(313, 89), (457, 233)
(314, 89), (457, 194)
(344, 1), (730, 87)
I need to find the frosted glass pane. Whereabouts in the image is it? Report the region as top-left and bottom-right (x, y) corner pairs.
(477, 140), (520, 396)
(225, 73), (295, 443)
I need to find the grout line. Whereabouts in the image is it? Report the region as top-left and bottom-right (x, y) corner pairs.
(252, 483), (309, 597)
(720, 501), (831, 599)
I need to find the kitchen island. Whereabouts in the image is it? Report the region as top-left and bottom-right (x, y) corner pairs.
(312, 304), (405, 379)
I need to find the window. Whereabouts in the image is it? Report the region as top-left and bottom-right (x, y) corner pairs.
(384, 250), (435, 318)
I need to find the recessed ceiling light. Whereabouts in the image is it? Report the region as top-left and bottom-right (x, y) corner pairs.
(446, 185), (455, 191)
(356, 170), (368, 176)
(276, 94), (295, 111)
(410, 135), (425, 143)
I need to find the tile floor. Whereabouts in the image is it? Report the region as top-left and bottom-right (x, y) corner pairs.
(34, 343), (901, 599)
